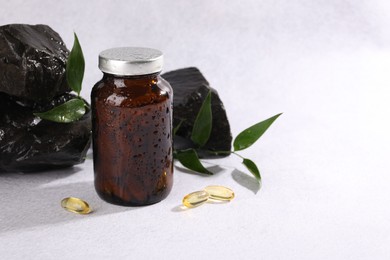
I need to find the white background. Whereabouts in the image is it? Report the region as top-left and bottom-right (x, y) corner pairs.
(1, 1), (390, 259)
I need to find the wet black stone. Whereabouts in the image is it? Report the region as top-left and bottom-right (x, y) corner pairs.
(0, 24), (70, 102)
(162, 67), (232, 158)
(0, 93), (91, 172)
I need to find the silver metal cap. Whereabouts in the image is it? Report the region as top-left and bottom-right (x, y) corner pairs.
(98, 47), (163, 76)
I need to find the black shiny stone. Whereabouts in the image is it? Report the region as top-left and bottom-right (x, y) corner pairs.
(162, 67), (232, 158)
(0, 93), (91, 172)
(0, 24), (70, 102)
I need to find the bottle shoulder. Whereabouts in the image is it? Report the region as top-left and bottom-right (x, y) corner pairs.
(91, 75), (171, 108)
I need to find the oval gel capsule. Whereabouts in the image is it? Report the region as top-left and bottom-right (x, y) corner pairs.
(61, 197), (92, 214)
(204, 185), (235, 201)
(182, 190), (210, 208)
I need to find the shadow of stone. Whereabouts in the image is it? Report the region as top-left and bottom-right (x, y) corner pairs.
(0, 165), (82, 181)
(231, 169), (261, 194)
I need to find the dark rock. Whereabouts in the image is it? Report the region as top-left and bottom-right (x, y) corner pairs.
(0, 24), (70, 102)
(162, 67), (232, 158)
(0, 93), (91, 172)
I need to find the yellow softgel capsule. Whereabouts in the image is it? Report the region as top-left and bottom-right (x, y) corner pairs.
(204, 185), (235, 201)
(182, 190), (210, 208)
(61, 197), (92, 214)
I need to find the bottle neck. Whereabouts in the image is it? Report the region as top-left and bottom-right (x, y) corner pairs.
(102, 72), (160, 81)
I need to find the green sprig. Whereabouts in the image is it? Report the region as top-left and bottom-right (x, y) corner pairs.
(233, 113), (282, 151)
(66, 33), (85, 96)
(174, 90), (281, 184)
(33, 99), (86, 123)
(191, 91), (212, 147)
(34, 33), (86, 123)
(175, 149), (212, 175)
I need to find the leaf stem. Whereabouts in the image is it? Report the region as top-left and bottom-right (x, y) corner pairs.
(231, 151), (244, 159)
(207, 150), (232, 156)
(205, 150), (244, 159)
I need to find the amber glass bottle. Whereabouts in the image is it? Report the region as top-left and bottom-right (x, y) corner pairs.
(91, 47), (173, 206)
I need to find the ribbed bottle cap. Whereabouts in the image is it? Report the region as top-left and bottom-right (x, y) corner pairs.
(98, 47), (163, 76)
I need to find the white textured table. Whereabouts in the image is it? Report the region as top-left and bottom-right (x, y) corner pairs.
(1, 1), (390, 259)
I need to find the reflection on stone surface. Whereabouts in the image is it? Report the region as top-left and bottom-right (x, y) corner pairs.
(0, 24), (70, 102)
(0, 93), (91, 172)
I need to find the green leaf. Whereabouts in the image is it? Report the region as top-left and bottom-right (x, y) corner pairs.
(66, 33), (85, 96)
(242, 158), (261, 181)
(175, 149), (212, 175)
(233, 113), (282, 151)
(173, 119), (184, 136)
(191, 91), (212, 147)
(34, 98), (86, 123)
